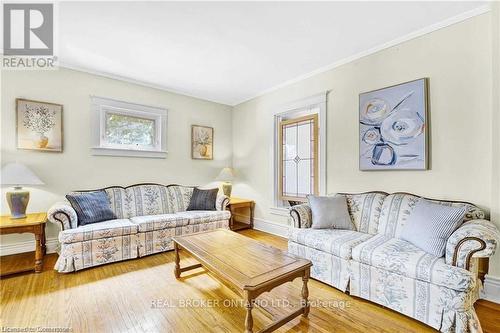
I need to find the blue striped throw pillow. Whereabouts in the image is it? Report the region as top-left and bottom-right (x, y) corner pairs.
(66, 191), (117, 226)
(400, 198), (466, 257)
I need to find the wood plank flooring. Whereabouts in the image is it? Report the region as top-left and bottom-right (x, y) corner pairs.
(1, 229), (499, 333)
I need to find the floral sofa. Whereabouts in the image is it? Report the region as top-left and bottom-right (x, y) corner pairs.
(288, 191), (500, 333)
(47, 184), (230, 273)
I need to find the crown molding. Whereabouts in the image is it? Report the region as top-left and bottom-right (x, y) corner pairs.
(233, 4), (491, 106)
(55, 4), (490, 107)
(58, 62), (232, 107)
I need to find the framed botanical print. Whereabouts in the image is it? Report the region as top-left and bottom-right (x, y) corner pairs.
(359, 78), (428, 170)
(16, 98), (63, 152)
(191, 125), (213, 160)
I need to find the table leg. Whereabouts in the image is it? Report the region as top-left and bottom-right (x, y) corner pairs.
(249, 203), (254, 229)
(174, 242), (181, 278)
(34, 228), (43, 273)
(41, 223), (46, 255)
(244, 290), (254, 333)
(301, 268), (310, 317)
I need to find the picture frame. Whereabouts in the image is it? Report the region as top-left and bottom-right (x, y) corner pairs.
(359, 78), (428, 170)
(16, 98), (63, 152)
(191, 125), (213, 160)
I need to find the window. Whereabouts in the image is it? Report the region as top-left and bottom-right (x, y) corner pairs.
(272, 92), (327, 214)
(91, 96), (168, 158)
(279, 114), (318, 202)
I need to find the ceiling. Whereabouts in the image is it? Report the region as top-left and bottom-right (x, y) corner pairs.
(58, 1), (488, 106)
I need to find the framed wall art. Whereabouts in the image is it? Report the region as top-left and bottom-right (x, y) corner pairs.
(16, 98), (63, 152)
(191, 125), (213, 160)
(359, 78), (428, 170)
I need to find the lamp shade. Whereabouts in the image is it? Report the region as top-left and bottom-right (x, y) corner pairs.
(216, 167), (234, 182)
(1, 163), (44, 186)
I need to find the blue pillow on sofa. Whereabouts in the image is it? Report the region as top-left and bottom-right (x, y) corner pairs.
(400, 198), (466, 257)
(66, 191), (117, 226)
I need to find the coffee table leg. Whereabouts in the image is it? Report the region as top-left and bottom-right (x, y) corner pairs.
(174, 242), (181, 278)
(301, 268), (310, 317)
(244, 290), (254, 333)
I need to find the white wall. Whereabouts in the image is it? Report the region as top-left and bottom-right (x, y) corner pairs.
(489, 3), (500, 277)
(232, 12), (498, 269)
(1, 68), (232, 247)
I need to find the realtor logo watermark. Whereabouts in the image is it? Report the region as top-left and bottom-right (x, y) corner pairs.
(2, 3), (57, 69)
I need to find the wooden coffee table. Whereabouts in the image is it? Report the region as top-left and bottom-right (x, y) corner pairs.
(172, 229), (312, 333)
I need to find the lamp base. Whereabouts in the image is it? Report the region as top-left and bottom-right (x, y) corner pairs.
(222, 183), (232, 197)
(6, 189), (30, 219)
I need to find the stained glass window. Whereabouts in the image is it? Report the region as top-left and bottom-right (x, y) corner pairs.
(279, 114), (318, 201)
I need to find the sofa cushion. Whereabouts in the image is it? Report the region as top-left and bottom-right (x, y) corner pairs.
(175, 210), (231, 225)
(341, 192), (387, 235)
(288, 228), (373, 259)
(104, 187), (129, 219)
(59, 219), (138, 244)
(130, 214), (189, 232)
(351, 235), (475, 292)
(377, 193), (485, 238)
(167, 185), (194, 213)
(126, 184), (171, 217)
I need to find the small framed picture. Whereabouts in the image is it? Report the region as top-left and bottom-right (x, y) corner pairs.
(191, 125), (213, 160)
(16, 98), (63, 152)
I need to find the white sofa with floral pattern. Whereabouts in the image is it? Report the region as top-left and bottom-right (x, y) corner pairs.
(47, 184), (230, 273)
(288, 191), (500, 333)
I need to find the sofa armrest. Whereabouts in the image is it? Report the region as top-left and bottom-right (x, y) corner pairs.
(445, 219), (500, 270)
(289, 204), (312, 228)
(217, 194), (230, 211)
(47, 202), (78, 230)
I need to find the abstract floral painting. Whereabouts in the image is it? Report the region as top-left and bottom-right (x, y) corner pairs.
(191, 125), (213, 160)
(359, 79), (427, 170)
(17, 99), (63, 152)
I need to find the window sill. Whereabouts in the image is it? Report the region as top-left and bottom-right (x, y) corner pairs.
(91, 146), (168, 159)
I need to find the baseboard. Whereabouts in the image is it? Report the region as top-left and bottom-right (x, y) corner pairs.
(0, 238), (58, 256)
(253, 218), (289, 238)
(481, 274), (500, 304)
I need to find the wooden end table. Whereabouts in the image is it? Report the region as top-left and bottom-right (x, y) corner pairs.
(0, 213), (47, 276)
(228, 198), (255, 231)
(173, 229), (312, 333)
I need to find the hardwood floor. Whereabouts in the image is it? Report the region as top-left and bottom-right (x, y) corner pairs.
(1, 229), (499, 333)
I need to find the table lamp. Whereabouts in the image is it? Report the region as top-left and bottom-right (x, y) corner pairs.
(1, 163), (44, 219)
(216, 167), (234, 197)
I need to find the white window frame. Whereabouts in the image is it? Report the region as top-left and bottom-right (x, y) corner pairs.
(91, 96), (168, 158)
(271, 92), (327, 217)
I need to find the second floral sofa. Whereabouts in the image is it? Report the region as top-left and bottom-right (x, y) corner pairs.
(288, 191), (499, 333)
(47, 183), (230, 272)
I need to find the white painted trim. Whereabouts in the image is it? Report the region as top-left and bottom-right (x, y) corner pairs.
(272, 92), (327, 208)
(59, 62), (232, 106)
(0, 238), (58, 256)
(234, 4), (491, 106)
(481, 274), (500, 304)
(90, 96), (168, 158)
(253, 218), (289, 238)
(269, 206), (290, 217)
(57, 5), (490, 107)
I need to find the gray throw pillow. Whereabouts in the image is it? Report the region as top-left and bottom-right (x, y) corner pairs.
(66, 191), (117, 226)
(187, 188), (218, 211)
(308, 195), (354, 230)
(400, 199), (466, 257)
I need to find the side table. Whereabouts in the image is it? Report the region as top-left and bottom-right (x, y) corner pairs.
(0, 213), (47, 276)
(227, 198), (254, 231)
